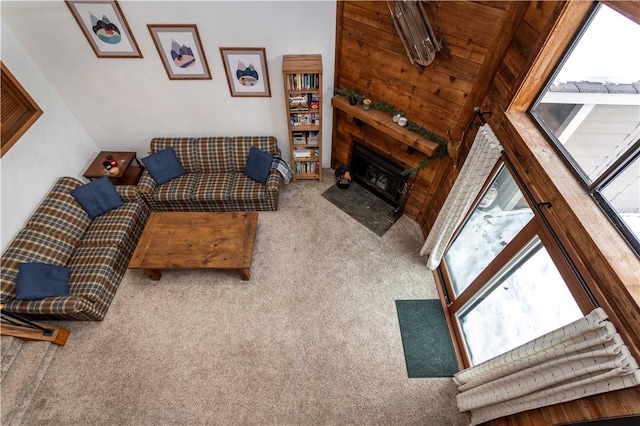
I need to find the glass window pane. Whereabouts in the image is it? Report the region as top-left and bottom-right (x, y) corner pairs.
(456, 237), (583, 365)
(600, 154), (640, 239)
(444, 166), (534, 296)
(531, 4), (640, 183)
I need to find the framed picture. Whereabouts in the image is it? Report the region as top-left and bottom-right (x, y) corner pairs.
(66, 0), (142, 58)
(220, 47), (271, 97)
(148, 24), (212, 80)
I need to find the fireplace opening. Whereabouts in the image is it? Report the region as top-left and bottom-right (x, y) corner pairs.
(350, 142), (408, 207)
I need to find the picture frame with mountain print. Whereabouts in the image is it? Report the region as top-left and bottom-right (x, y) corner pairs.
(220, 47), (271, 97)
(66, 0), (142, 58)
(147, 24), (212, 80)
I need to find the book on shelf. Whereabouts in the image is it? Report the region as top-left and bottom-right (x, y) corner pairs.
(290, 113), (319, 127)
(310, 93), (320, 109)
(289, 94), (309, 111)
(287, 73), (319, 91)
(294, 160), (320, 174)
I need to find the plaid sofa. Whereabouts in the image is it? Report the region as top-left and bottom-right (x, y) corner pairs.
(137, 136), (283, 212)
(1, 177), (150, 321)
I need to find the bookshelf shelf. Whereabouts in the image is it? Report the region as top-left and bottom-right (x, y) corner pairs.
(282, 54), (323, 182)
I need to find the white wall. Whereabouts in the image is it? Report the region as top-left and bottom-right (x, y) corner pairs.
(0, 25), (101, 252)
(1, 0), (336, 160)
(0, 0), (336, 252)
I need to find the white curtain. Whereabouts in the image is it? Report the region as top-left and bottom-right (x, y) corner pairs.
(420, 124), (502, 269)
(454, 307), (640, 425)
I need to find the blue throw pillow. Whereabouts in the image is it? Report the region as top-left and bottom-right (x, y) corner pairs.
(244, 146), (274, 184)
(70, 177), (124, 220)
(15, 263), (71, 301)
(141, 147), (186, 185)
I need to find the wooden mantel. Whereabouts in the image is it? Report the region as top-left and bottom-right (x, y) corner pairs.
(331, 95), (440, 157)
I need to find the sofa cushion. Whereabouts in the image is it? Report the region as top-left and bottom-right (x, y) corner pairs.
(68, 245), (127, 309)
(141, 147), (187, 185)
(79, 202), (147, 255)
(154, 173), (198, 202)
(1, 226), (78, 295)
(5, 244), (133, 320)
(1, 226), (82, 306)
(195, 137), (233, 173)
(70, 177), (124, 220)
(244, 146), (274, 184)
(26, 177), (91, 241)
(227, 173), (268, 202)
(150, 137), (200, 172)
(192, 173), (232, 202)
(15, 263), (70, 300)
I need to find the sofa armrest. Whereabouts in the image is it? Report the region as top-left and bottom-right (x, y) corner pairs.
(265, 169), (282, 195)
(136, 171), (157, 198)
(115, 184), (144, 204)
(2, 295), (101, 320)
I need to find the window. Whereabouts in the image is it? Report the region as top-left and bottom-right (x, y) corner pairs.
(444, 165), (534, 296)
(440, 161), (594, 366)
(1, 61), (43, 157)
(530, 3), (640, 255)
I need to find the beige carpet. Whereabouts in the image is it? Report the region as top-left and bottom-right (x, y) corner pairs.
(13, 170), (470, 425)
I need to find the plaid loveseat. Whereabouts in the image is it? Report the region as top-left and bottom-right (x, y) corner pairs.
(136, 136), (283, 212)
(1, 177), (150, 321)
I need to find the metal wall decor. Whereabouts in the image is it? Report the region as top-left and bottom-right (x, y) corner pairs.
(387, 0), (447, 68)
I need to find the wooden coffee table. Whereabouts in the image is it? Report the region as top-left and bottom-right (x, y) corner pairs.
(129, 212), (258, 281)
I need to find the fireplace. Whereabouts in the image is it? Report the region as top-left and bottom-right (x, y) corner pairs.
(350, 142), (408, 207)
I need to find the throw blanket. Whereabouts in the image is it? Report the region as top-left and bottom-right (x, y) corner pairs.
(272, 157), (293, 184)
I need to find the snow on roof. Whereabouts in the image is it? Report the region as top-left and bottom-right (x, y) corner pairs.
(551, 81), (640, 94)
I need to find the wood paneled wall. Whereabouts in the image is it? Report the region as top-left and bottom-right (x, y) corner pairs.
(334, 1), (640, 424)
(463, 1), (640, 424)
(332, 1), (510, 226)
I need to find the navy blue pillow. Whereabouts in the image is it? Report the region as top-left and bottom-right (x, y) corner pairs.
(244, 146), (274, 184)
(70, 177), (124, 220)
(15, 263), (71, 301)
(141, 147), (186, 185)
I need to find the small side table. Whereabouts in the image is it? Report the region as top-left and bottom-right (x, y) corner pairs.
(83, 151), (144, 185)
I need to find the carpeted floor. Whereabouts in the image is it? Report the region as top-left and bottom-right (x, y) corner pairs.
(10, 170), (470, 425)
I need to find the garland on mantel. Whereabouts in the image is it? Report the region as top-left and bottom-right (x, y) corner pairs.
(334, 88), (448, 177)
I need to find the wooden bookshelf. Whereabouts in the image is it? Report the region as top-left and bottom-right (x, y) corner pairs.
(282, 54), (322, 182)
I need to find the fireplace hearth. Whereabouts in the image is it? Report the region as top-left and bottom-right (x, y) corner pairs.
(350, 142), (408, 207)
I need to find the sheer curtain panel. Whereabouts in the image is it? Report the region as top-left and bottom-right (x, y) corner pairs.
(454, 308), (640, 425)
(420, 124), (502, 269)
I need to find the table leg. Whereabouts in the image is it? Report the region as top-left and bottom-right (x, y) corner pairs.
(143, 269), (162, 281)
(238, 268), (251, 281)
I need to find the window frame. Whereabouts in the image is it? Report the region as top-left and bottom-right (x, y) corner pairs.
(528, 2), (640, 256)
(439, 156), (596, 367)
(1, 61), (43, 157)
(445, 0), (640, 372)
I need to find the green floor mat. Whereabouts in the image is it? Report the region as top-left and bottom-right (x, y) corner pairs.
(395, 299), (459, 378)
